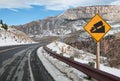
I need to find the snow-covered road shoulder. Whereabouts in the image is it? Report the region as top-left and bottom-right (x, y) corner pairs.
(37, 47), (73, 81)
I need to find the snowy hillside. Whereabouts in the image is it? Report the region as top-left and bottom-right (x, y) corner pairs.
(0, 24), (34, 46)
(46, 41), (120, 78)
(33, 19), (120, 40)
(63, 20), (120, 38)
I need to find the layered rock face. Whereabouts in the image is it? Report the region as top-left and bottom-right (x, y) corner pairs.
(60, 5), (120, 20)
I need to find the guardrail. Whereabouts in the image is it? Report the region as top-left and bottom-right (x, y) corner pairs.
(43, 46), (120, 81)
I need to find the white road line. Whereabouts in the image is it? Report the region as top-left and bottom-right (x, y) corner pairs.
(28, 51), (35, 81)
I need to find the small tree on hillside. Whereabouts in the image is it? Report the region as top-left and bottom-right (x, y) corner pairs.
(1, 24), (8, 31)
(1, 23), (8, 42)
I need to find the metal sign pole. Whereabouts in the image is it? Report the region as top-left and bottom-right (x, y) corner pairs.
(96, 41), (100, 69)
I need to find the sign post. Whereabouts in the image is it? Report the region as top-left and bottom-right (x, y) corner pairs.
(96, 42), (100, 69)
(84, 14), (111, 69)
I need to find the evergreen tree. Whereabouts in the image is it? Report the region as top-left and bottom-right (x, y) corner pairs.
(0, 20), (3, 25)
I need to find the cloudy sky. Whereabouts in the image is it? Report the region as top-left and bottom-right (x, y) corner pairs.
(0, 0), (119, 25)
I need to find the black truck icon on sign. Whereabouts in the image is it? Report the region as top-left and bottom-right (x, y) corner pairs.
(90, 21), (105, 33)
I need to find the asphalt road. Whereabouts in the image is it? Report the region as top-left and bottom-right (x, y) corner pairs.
(0, 43), (54, 81)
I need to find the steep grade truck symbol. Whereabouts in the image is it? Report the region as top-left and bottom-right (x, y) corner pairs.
(90, 21), (105, 33)
(84, 14), (111, 42)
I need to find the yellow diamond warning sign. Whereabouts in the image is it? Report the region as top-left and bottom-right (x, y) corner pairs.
(84, 14), (111, 42)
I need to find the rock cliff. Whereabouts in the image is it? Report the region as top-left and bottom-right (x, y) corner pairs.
(60, 5), (120, 20)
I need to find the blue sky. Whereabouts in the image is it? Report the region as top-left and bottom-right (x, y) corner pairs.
(0, 5), (63, 25)
(0, 0), (119, 25)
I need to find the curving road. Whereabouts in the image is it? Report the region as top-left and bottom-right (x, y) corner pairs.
(0, 43), (54, 81)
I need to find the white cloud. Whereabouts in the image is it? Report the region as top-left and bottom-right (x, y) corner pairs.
(9, 8), (18, 12)
(0, 0), (32, 9)
(0, 0), (119, 11)
(110, 0), (120, 5)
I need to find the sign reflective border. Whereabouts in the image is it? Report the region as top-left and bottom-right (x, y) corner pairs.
(84, 14), (111, 42)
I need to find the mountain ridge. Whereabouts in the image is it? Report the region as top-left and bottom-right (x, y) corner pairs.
(59, 5), (120, 20)
(12, 5), (120, 37)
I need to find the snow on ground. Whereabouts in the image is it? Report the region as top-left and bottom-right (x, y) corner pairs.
(111, 24), (120, 28)
(100, 64), (120, 77)
(46, 41), (120, 78)
(37, 47), (89, 81)
(0, 25), (35, 46)
(0, 37), (29, 46)
(0, 33), (33, 46)
(47, 41), (96, 62)
(105, 24), (120, 36)
(37, 47), (73, 81)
